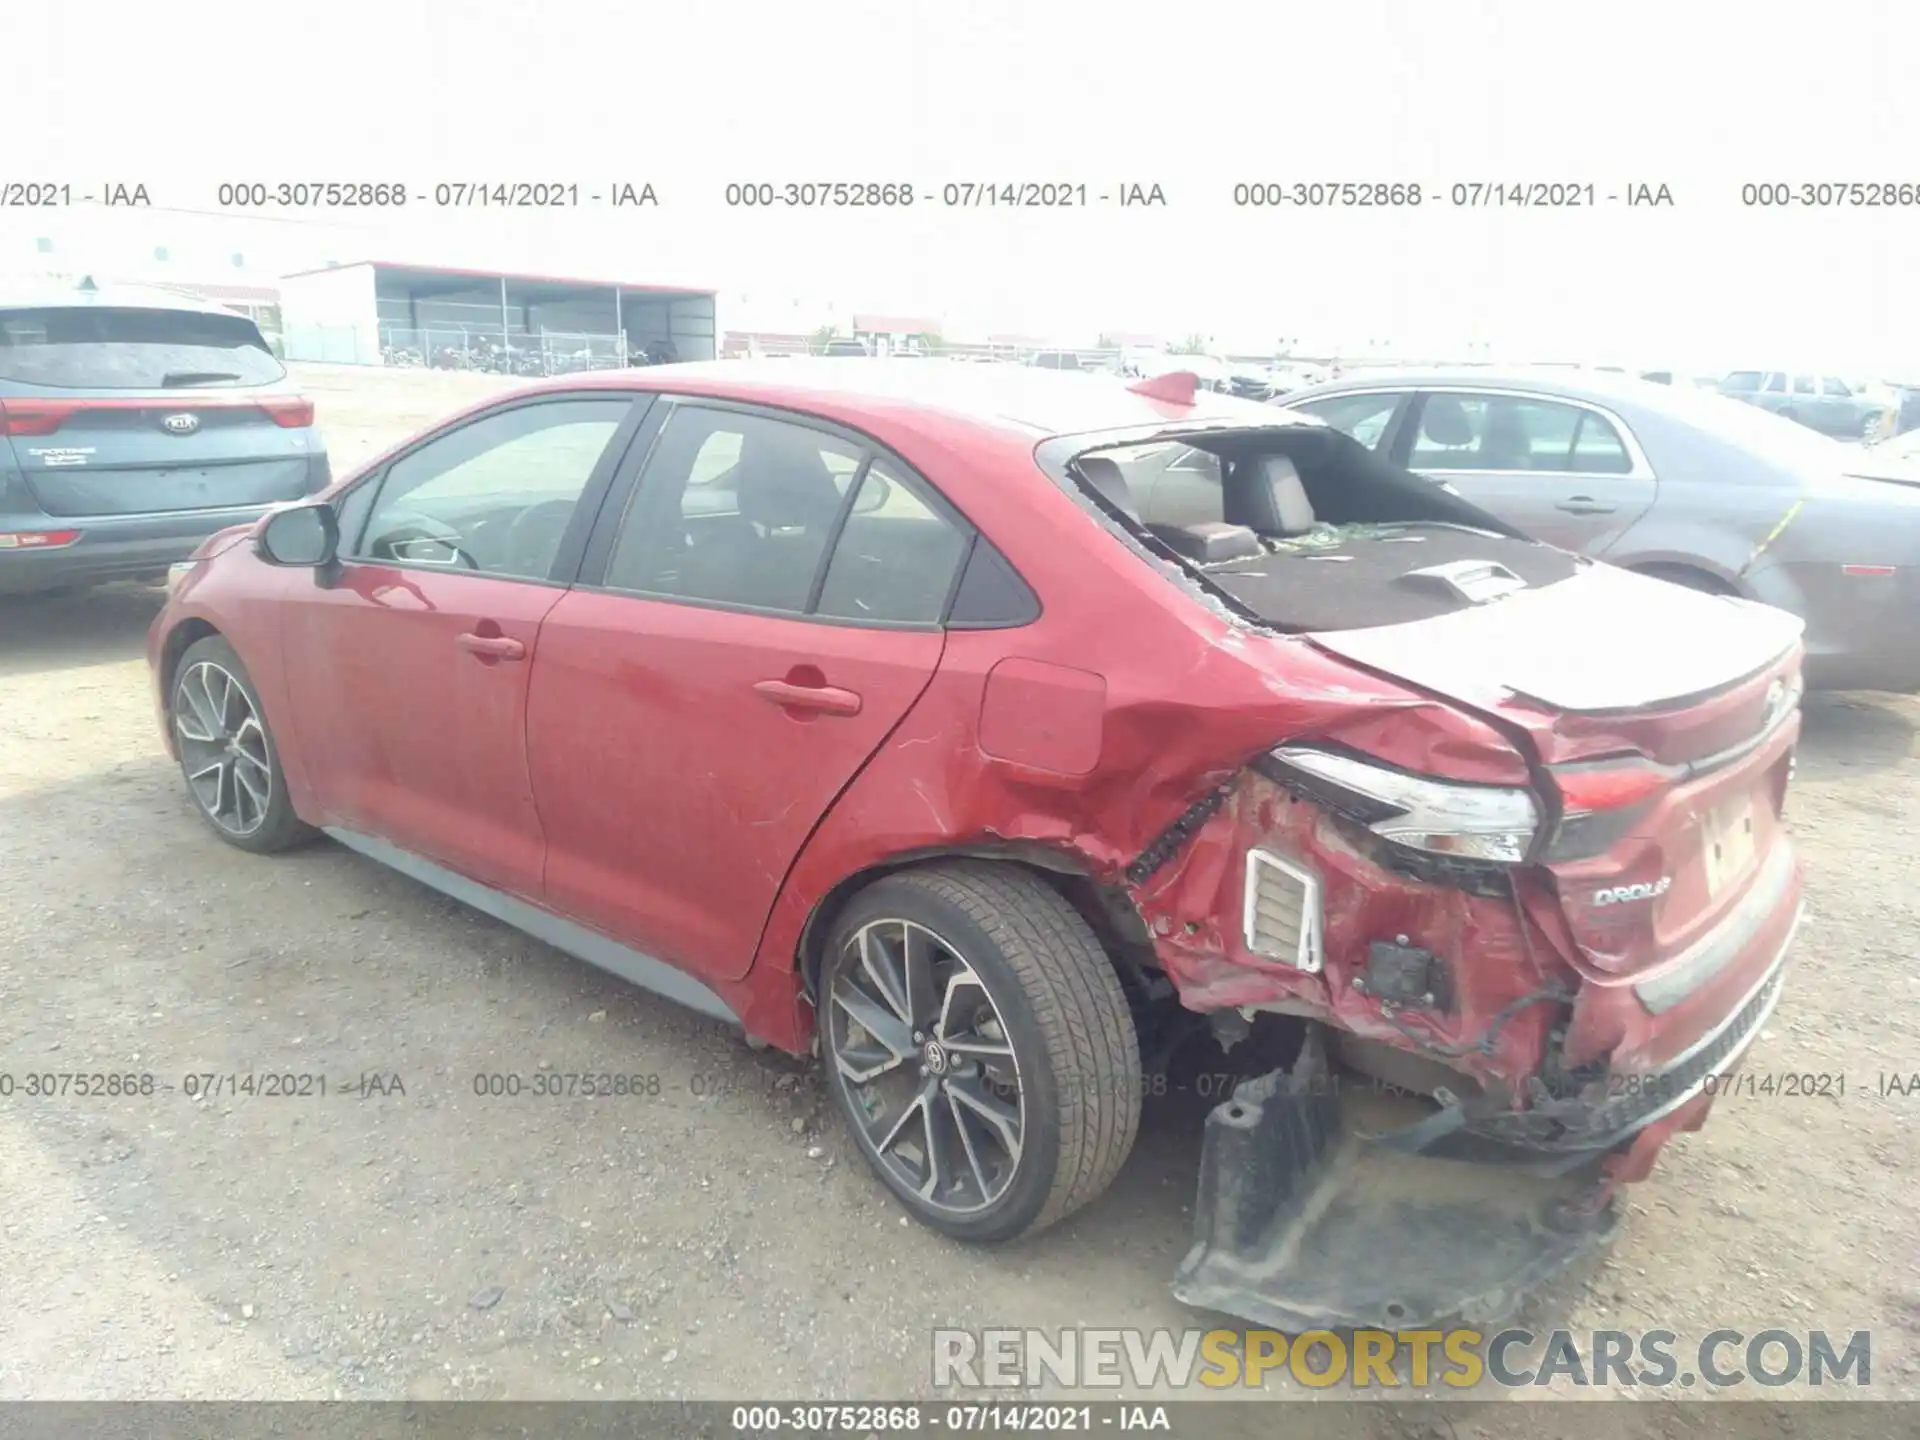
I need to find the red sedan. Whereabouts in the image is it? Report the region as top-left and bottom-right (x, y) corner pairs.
(149, 360), (1805, 1329)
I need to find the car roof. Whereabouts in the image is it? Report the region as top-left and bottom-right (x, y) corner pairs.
(0, 280), (246, 317)
(1285, 365), (1743, 413)
(524, 357), (1320, 441)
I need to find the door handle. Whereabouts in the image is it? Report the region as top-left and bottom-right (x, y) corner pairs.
(1555, 495), (1616, 515)
(753, 679), (863, 716)
(456, 631), (526, 660)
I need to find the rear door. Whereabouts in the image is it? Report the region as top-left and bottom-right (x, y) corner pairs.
(527, 400), (972, 984)
(0, 304), (321, 518)
(1818, 375), (1870, 437)
(1397, 389), (1657, 554)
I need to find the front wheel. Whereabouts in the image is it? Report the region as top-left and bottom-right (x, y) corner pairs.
(170, 635), (315, 853)
(819, 863), (1141, 1243)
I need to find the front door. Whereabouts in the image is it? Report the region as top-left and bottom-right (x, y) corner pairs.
(1398, 390), (1657, 555)
(279, 394), (639, 896)
(527, 401), (972, 982)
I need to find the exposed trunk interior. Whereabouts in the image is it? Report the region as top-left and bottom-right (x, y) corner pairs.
(1077, 425), (1578, 633)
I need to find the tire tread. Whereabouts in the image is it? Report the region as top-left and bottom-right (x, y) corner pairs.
(886, 862), (1142, 1234)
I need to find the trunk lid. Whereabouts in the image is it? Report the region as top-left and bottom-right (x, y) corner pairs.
(1304, 561), (1802, 744)
(1307, 562), (1804, 978)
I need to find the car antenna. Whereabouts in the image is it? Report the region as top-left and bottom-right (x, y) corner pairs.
(1127, 370), (1199, 405)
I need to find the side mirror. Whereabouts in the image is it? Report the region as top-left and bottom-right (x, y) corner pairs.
(257, 502), (338, 567)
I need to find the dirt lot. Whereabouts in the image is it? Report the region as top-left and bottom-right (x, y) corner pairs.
(0, 364), (1914, 1424)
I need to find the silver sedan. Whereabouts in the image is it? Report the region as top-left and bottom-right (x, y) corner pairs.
(1268, 367), (1920, 692)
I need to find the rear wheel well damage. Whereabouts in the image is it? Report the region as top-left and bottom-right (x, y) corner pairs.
(796, 844), (1168, 1018)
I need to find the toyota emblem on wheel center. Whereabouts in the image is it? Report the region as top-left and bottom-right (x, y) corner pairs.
(161, 412), (201, 435)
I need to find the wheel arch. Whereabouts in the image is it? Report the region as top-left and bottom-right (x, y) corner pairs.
(1627, 559), (1743, 596)
(157, 617), (224, 717)
(795, 842), (1163, 1009)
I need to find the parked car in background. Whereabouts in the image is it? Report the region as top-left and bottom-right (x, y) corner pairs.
(0, 281), (327, 597)
(1634, 370), (1718, 391)
(1274, 367), (1920, 691)
(151, 359), (1804, 1332)
(1717, 370), (1897, 439)
(1027, 350), (1087, 371)
(1120, 350), (1240, 393)
(1265, 361), (1331, 395)
(817, 338), (871, 358)
(1880, 381), (1920, 439)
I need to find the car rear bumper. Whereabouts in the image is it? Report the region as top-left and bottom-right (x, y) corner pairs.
(1747, 559), (1920, 693)
(1803, 648), (1920, 693)
(0, 504), (278, 595)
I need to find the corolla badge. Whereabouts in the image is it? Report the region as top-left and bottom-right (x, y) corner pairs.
(161, 412), (201, 435)
(1593, 878), (1672, 906)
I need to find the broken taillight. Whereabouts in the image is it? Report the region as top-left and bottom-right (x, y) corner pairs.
(1540, 758), (1675, 862)
(1263, 746), (1540, 864)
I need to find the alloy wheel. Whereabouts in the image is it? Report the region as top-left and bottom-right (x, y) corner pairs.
(826, 918), (1026, 1217)
(173, 660), (273, 837)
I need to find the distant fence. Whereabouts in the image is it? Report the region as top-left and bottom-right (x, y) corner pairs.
(286, 323), (662, 375)
(377, 324), (637, 376)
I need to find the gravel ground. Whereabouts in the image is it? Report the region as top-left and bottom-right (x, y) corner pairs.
(0, 365), (1913, 1423)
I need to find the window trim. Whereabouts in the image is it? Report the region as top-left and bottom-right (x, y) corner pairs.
(333, 390), (651, 589)
(578, 394), (988, 632)
(1314, 385), (1655, 480)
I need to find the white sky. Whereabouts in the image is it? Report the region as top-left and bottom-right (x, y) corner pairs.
(12, 0), (1920, 368)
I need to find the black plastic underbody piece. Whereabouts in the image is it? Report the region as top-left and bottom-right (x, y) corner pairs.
(1362, 938), (1451, 1009)
(1172, 1067), (1621, 1330)
(1125, 785), (1232, 885)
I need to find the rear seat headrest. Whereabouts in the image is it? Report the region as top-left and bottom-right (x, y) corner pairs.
(1227, 452), (1316, 536)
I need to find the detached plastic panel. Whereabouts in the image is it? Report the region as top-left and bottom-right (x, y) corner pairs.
(1172, 1069), (1622, 1330)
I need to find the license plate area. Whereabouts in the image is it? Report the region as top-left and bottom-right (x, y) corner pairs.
(1699, 793), (1758, 899)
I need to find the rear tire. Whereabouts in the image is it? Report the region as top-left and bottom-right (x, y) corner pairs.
(818, 862), (1141, 1243)
(169, 635), (315, 854)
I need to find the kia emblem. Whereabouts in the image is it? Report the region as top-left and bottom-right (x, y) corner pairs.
(161, 412), (200, 435)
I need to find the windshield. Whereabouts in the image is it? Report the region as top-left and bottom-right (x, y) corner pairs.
(0, 305), (285, 389)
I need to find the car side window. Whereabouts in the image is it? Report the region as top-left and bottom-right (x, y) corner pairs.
(603, 406), (867, 613)
(1722, 371), (1762, 392)
(351, 399), (630, 580)
(1792, 374), (1816, 395)
(814, 460), (970, 624)
(1821, 376), (1850, 397)
(1762, 373), (1788, 393)
(1291, 393), (1401, 451)
(1568, 412), (1634, 473)
(1410, 393), (1618, 473)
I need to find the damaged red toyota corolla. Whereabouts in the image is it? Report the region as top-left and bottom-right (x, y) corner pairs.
(147, 360), (1804, 1329)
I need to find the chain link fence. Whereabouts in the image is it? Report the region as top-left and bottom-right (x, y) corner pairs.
(376, 324), (641, 376)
